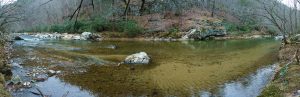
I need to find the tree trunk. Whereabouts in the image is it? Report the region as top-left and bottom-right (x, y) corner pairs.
(140, 0), (145, 16)
(211, 0), (216, 17)
(124, 0), (131, 16)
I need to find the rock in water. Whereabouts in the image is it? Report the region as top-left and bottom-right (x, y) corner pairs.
(62, 34), (73, 40)
(23, 82), (31, 88)
(14, 35), (40, 41)
(11, 75), (22, 84)
(72, 35), (81, 40)
(81, 32), (92, 40)
(124, 52), (150, 64)
(14, 36), (24, 40)
(182, 29), (196, 40)
(47, 70), (56, 76)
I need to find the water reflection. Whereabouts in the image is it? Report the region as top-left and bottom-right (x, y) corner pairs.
(200, 65), (277, 97)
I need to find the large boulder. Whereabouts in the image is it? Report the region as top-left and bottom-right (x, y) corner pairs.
(181, 18), (227, 40)
(188, 28), (227, 40)
(124, 52), (150, 64)
(81, 32), (92, 40)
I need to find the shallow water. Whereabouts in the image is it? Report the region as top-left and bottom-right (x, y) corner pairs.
(200, 64), (278, 97)
(10, 38), (280, 97)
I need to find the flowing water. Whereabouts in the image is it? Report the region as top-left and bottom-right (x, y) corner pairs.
(9, 38), (280, 97)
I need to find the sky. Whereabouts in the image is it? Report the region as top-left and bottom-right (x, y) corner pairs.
(0, 0), (298, 9)
(1, 0), (16, 5)
(281, 0), (300, 9)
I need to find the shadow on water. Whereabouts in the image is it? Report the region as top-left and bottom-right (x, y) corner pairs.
(10, 38), (280, 97)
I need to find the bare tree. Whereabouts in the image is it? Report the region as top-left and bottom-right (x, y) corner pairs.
(211, 0), (216, 17)
(256, 0), (289, 43)
(0, 0), (24, 32)
(140, 0), (146, 15)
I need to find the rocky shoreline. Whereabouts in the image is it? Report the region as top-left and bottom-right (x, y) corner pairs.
(0, 33), (13, 97)
(13, 32), (101, 41)
(12, 32), (276, 42)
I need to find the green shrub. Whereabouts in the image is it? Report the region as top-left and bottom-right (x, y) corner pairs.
(22, 17), (144, 37)
(50, 24), (65, 32)
(91, 17), (110, 32)
(168, 27), (179, 33)
(223, 22), (238, 32)
(63, 21), (76, 32)
(258, 85), (283, 97)
(116, 20), (143, 37)
(223, 21), (257, 34)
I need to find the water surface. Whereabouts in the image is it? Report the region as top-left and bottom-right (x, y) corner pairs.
(10, 38), (279, 96)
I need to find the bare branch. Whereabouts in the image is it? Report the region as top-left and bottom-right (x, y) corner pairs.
(40, 0), (53, 6)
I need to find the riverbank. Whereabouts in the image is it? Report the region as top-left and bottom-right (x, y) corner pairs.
(0, 38), (11, 97)
(13, 32), (274, 42)
(259, 44), (300, 97)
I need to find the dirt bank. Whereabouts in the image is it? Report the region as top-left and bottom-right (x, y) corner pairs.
(260, 44), (300, 97)
(0, 41), (11, 97)
(0, 33), (13, 97)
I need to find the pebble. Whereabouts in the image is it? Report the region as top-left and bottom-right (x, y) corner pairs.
(23, 82), (31, 88)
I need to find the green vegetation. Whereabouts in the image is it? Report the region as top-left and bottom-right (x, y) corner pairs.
(0, 38), (10, 97)
(24, 18), (144, 37)
(259, 84), (283, 97)
(168, 27), (179, 33)
(223, 21), (259, 35)
(0, 74), (10, 97)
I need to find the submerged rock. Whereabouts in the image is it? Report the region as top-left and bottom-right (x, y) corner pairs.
(124, 52), (150, 64)
(102, 45), (118, 49)
(33, 77), (47, 82)
(10, 75), (22, 84)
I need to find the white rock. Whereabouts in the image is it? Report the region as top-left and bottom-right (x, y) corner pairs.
(72, 35), (81, 40)
(275, 35), (284, 40)
(124, 52), (150, 64)
(81, 32), (92, 40)
(23, 82), (31, 88)
(47, 70), (56, 75)
(62, 34), (73, 40)
(182, 29), (196, 40)
(56, 71), (62, 74)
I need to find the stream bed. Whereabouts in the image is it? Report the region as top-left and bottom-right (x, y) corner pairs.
(9, 38), (280, 97)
